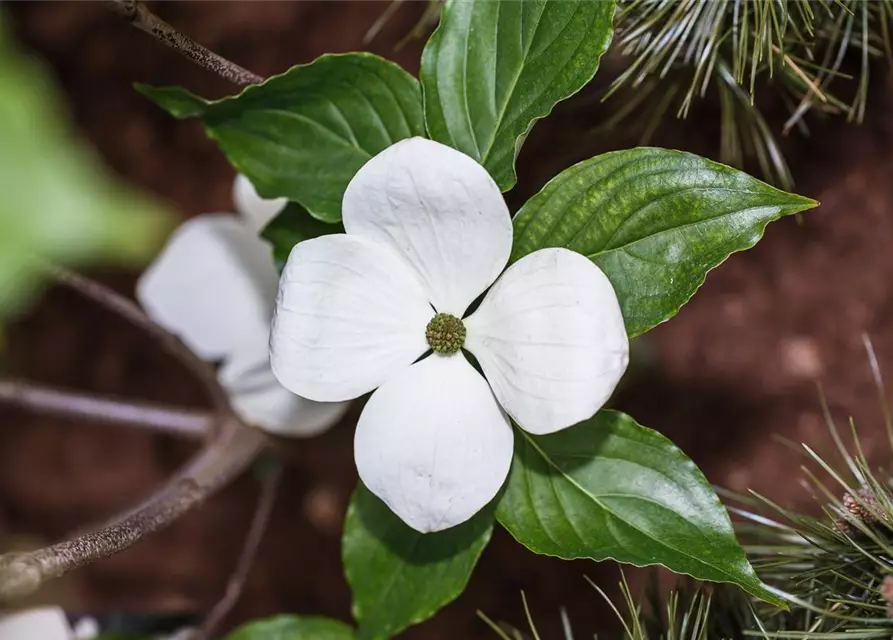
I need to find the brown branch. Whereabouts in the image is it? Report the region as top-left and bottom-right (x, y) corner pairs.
(0, 417), (266, 600)
(0, 378), (210, 440)
(0, 267), (271, 599)
(102, 0), (264, 87)
(47, 266), (232, 418)
(198, 463), (282, 639)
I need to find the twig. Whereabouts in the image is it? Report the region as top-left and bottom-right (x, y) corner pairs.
(0, 416), (266, 600)
(102, 0), (264, 87)
(0, 267), (269, 598)
(0, 378), (210, 440)
(198, 462), (283, 639)
(363, 0), (405, 44)
(47, 266), (232, 418)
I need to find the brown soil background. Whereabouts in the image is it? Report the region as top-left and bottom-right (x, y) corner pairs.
(2, 2), (893, 638)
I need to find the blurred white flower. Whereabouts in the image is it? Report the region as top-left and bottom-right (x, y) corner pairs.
(137, 175), (349, 437)
(0, 608), (77, 640)
(270, 138), (628, 532)
(232, 173), (287, 234)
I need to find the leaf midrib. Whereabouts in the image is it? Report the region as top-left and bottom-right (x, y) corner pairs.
(357, 527), (422, 638)
(586, 198), (802, 260)
(477, 2), (546, 163)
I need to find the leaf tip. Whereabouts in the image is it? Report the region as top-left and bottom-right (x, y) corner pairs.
(795, 195), (820, 212)
(133, 82), (208, 119)
(745, 580), (790, 610)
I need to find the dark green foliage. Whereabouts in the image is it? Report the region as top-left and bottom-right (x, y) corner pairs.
(421, 0), (615, 191)
(511, 147), (817, 338)
(138, 53), (425, 223)
(225, 615), (356, 639)
(343, 483), (494, 640)
(496, 411), (781, 606)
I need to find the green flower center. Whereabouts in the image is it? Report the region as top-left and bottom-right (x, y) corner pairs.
(425, 313), (466, 355)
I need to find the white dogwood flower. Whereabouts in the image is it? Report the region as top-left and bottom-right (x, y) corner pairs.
(0, 608), (72, 640)
(271, 138), (629, 532)
(137, 175), (349, 437)
(0, 608), (101, 640)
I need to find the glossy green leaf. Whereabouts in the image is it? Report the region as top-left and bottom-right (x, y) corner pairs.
(261, 202), (342, 273)
(343, 482), (493, 640)
(511, 148), (818, 337)
(496, 411), (783, 606)
(421, 0), (615, 190)
(137, 53), (425, 223)
(0, 12), (168, 318)
(225, 615), (355, 640)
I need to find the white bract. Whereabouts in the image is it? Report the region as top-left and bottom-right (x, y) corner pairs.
(271, 138), (629, 532)
(137, 175), (349, 437)
(0, 608), (98, 640)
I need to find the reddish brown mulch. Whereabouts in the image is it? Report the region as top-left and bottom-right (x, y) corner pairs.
(3, 3), (893, 638)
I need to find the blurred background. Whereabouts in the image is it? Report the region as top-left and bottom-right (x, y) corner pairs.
(1, 2), (892, 638)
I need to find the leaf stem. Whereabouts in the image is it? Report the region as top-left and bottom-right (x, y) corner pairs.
(0, 416), (265, 600)
(102, 0), (264, 87)
(0, 378), (210, 440)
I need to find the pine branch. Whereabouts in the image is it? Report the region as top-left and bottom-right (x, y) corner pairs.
(0, 378), (210, 439)
(102, 0), (264, 87)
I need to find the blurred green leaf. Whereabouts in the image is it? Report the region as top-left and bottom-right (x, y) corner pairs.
(421, 0), (615, 190)
(225, 615), (355, 639)
(496, 411), (784, 607)
(138, 53), (425, 223)
(511, 147), (817, 337)
(0, 12), (168, 318)
(342, 482), (493, 640)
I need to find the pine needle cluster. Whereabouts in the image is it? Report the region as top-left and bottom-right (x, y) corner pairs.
(605, 0), (893, 189)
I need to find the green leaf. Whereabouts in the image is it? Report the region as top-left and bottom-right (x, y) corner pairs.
(496, 411), (784, 607)
(261, 202), (342, 272)
(511, 148), (818, 337)
(135, 87), (206, 119)
(225, 615), (355, 640)
(137, 53), (424, 224)
(0, 11), (168, 318)
(343, 482), (494, 640)
(421, 0), (615, 190)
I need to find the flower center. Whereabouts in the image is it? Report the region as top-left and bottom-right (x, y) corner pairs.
(425, 313), (466, 355)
